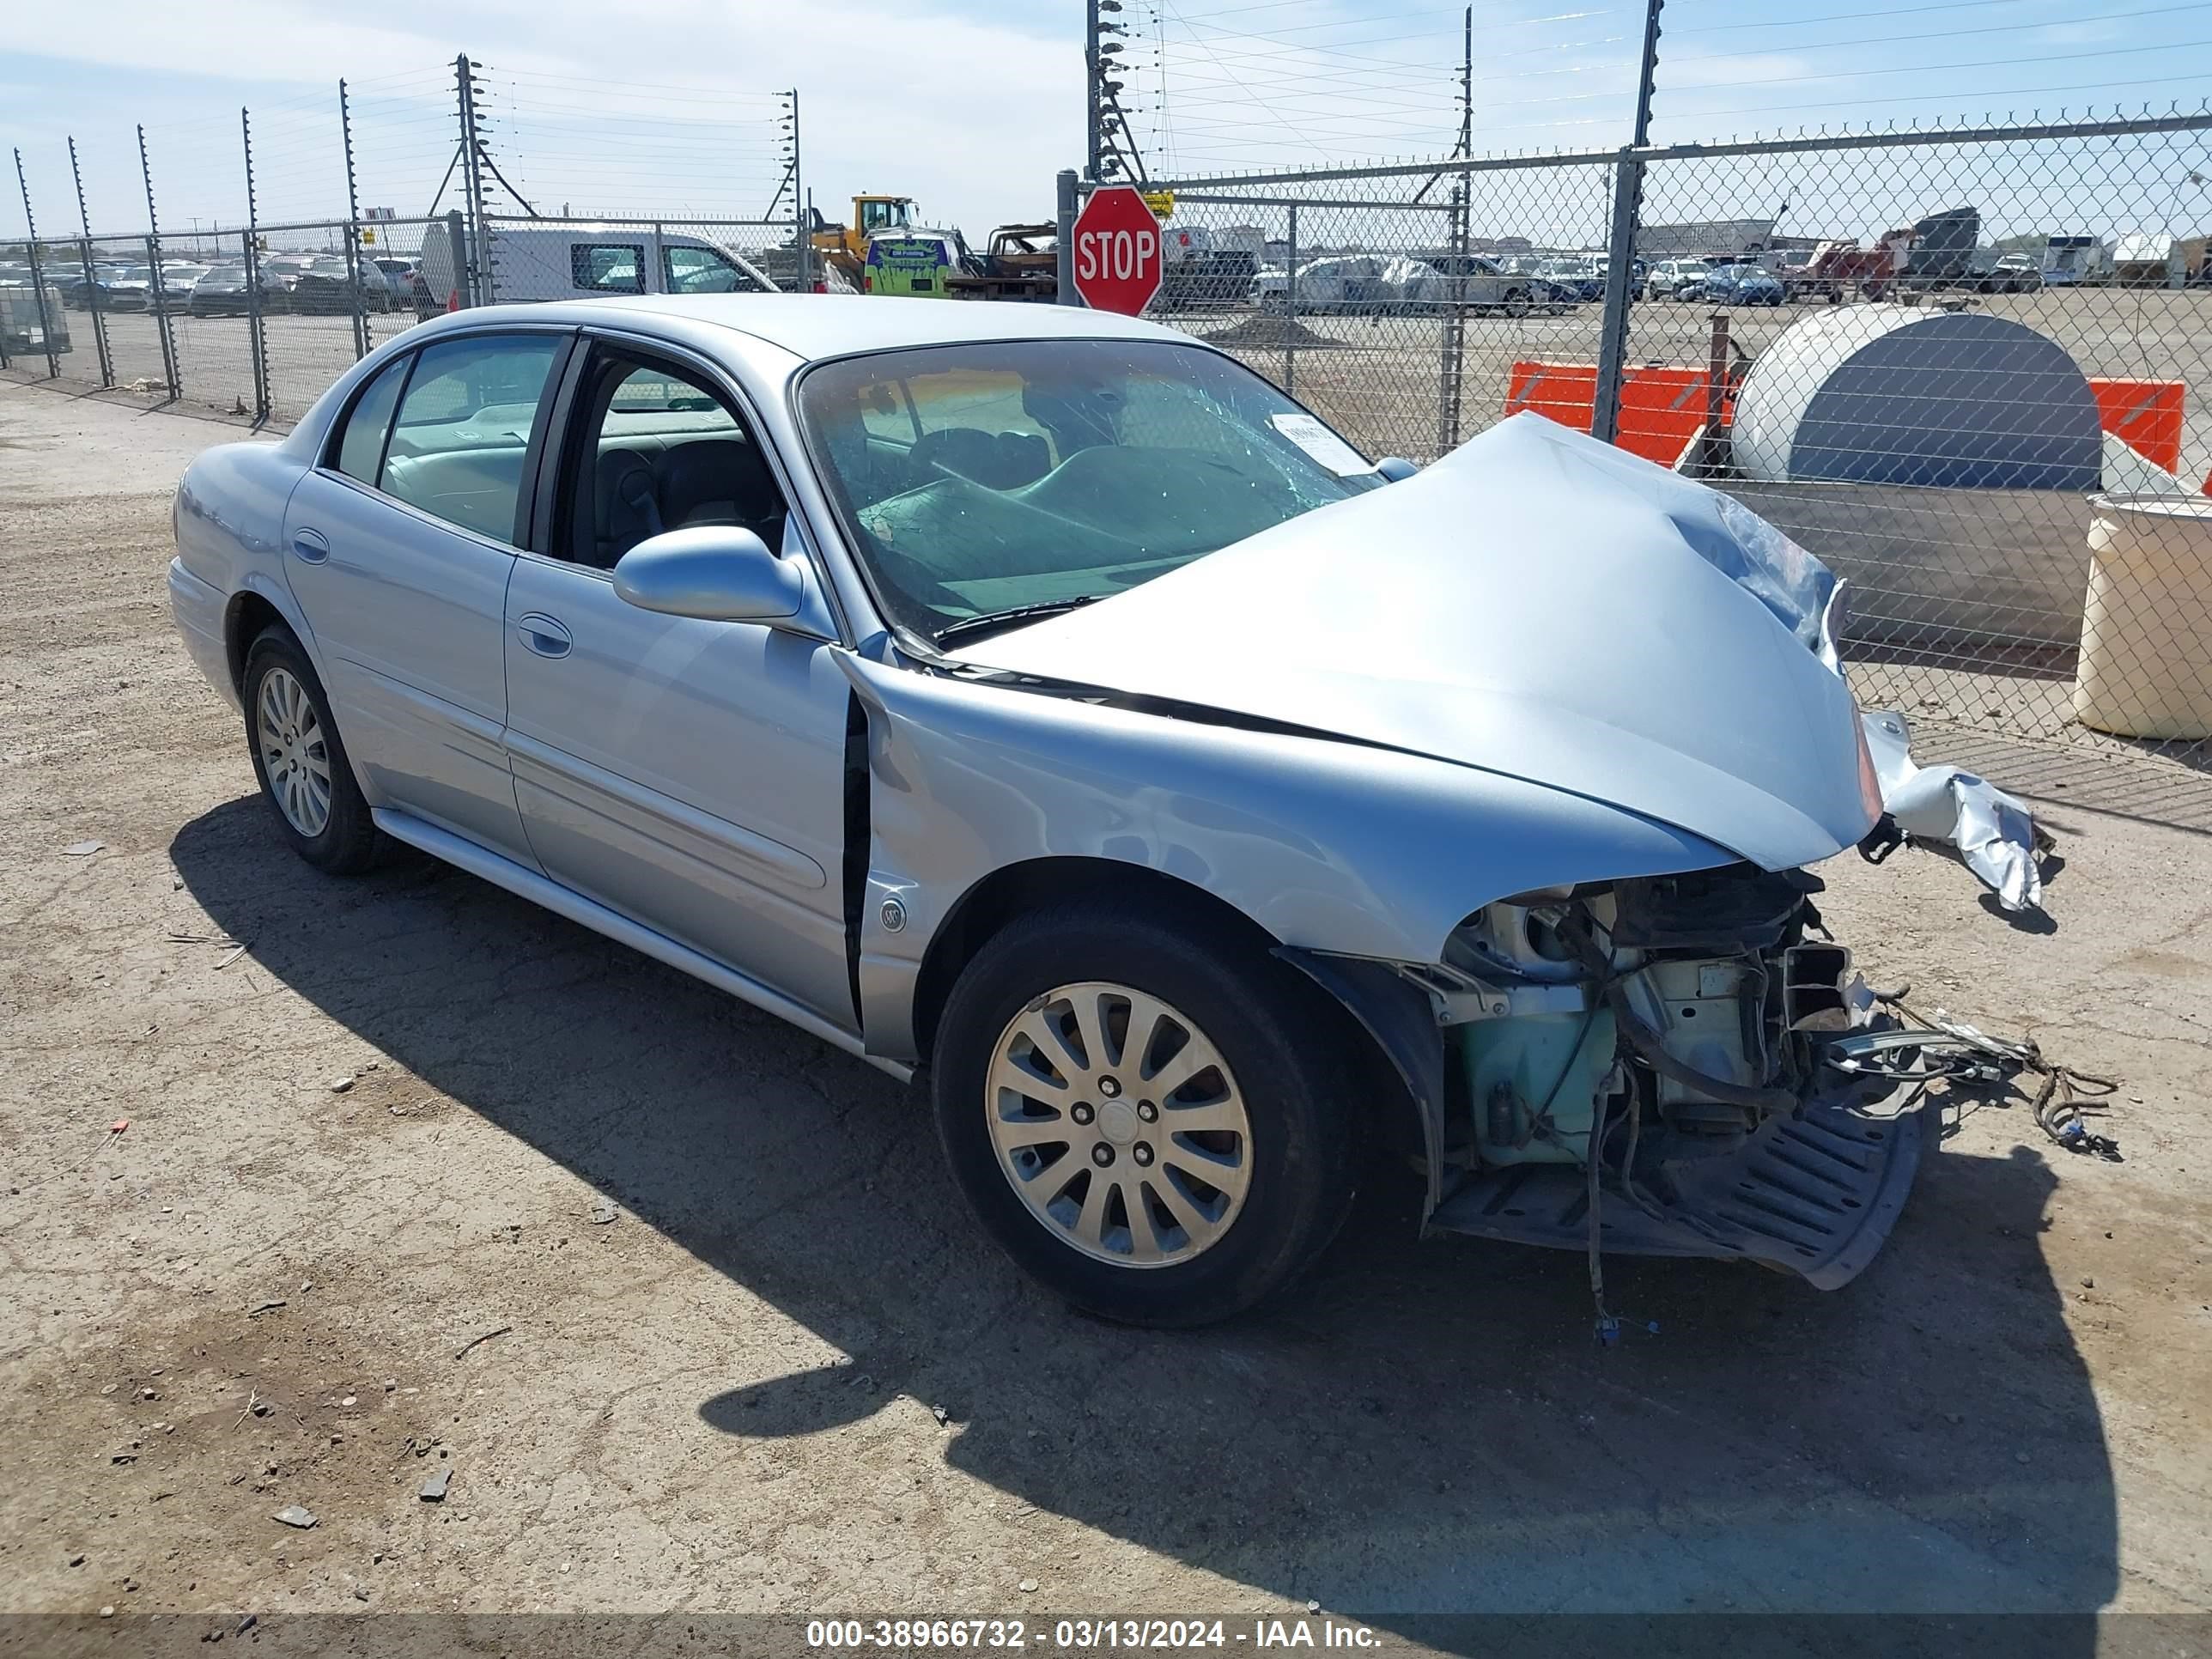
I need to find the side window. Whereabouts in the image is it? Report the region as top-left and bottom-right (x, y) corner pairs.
(562, 349), (787, 571)
(571, 244), (644, 295)
(379, 335), (562, 546)
(663, 246), (744, 295)
(331, 354), (410, 485)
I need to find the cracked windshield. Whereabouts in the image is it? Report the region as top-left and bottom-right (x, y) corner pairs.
(799, 339), (1386, 641)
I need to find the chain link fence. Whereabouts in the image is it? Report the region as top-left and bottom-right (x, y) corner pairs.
(2, 57), (808, 425)
(1123, 110), (2212, 813)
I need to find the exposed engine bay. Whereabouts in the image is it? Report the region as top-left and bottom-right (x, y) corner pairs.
(1401, 863), (1926, 1290)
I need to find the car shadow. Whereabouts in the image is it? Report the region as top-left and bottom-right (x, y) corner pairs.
(173, 796), (2118, 1643)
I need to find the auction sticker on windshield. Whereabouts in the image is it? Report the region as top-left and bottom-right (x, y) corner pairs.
(1269, 412), (1375, 477)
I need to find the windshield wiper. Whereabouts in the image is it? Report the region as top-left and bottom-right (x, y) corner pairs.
(933, 594), (1103, 648)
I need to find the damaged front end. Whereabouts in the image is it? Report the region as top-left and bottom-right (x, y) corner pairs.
(1299, 862), (1926, 1290)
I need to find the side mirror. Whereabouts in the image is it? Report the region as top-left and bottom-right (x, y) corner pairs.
(1375, 456), (1419, 481)
(612, 526), (803, 623)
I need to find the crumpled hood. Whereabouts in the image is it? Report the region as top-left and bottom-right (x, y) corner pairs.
(952, 412), (1877, 872)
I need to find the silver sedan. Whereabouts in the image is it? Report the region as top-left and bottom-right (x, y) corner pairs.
(169, 294), (1915, 1327)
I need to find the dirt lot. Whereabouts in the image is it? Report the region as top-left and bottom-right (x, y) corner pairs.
(3, 376), (2210, 1644)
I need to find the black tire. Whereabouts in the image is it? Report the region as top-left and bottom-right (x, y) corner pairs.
(932, 901), (1358, 1328)
(240, 627), (383, 875)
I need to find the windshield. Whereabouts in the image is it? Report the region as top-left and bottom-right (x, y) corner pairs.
(798, 339), (1387, 641)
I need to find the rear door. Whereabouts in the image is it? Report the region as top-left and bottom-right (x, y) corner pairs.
(499, 335), (855, 1024)
(280, 329), (571, 865)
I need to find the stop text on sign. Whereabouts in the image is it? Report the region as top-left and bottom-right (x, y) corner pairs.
(1077, 227), (1158, 283)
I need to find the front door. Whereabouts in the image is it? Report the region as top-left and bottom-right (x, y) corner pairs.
(501, 342), (854, 1025)
(281, 329), (569, 865)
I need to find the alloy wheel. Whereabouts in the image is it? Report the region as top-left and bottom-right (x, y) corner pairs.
(986, 981), (1253, 1268)
(255, 666), (333, 838)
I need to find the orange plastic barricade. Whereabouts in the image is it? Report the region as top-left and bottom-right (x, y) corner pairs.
(2087, 378), (2184, 474)
(1504, 362), (1724, 468)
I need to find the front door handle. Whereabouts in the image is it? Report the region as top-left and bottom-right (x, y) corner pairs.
(289, 527), (330, 563)
(515, 611), (572, 659)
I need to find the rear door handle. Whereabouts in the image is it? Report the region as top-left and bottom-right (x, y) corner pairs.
(516, 611), (572, 659)
(289, 527), (330, 563)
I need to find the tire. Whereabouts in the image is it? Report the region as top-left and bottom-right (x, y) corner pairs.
(240, 627), (383, 875)
(932, 901), (1358, 1328)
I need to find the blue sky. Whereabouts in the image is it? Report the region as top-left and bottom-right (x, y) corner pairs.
(3, 0), (2208, 242)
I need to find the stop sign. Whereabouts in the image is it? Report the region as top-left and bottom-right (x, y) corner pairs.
(1071, 185), (1163, 315)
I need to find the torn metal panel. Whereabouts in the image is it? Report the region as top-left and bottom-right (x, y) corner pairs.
(1860, 708), (2045, 912)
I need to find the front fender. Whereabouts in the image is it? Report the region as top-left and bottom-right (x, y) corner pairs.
(838, 656), (1732, 1062)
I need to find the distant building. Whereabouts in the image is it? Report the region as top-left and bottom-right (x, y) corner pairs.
(1638, 218), (1778, 258)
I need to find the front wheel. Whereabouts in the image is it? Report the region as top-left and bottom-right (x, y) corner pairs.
(932, 903), (1358, 1327)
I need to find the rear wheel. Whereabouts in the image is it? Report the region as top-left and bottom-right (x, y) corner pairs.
(933, 902), (1358, 1327)
(241, 629), (382, 875)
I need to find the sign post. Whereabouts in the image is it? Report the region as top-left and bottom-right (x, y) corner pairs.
(1070, 184), (1163, 315)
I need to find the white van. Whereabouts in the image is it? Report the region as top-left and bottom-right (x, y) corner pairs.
(419, 222), (779, 308)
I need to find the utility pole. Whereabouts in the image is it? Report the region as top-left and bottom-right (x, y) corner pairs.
(1591, 0), (1663, 447)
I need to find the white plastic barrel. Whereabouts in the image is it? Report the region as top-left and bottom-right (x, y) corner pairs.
(2072, 493), (2212, 740)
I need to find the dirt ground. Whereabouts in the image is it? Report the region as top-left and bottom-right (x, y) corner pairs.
(2, 375), (2210, 1644)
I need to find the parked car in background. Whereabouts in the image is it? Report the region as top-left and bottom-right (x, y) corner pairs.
(371, 258), (432, 311)
(1535, 259), (1603, 302)
(166, 295), (1922, 1328)
(63, 264), (156, 312)
(149, 265), (210, 312)
(1968, 252), (2043, 294)
(187, 264), (285, 318)
(1643, 259), (1705, 301)
(1251, 254), (1388, 312)
(1700, 263), (1786, 307)
(285, 255), (398, 314)
(1400, 252), (1539, 314)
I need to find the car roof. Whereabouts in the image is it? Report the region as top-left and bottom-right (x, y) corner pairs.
(554, 293), (1196, 362)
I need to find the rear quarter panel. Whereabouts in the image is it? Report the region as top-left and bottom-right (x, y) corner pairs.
(172, 441), (318, 695)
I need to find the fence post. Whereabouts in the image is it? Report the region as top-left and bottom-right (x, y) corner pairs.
(445, 210), (470, 309)
(1284, 203), (1298, 398)
(1437, 177), (1468, 455)
(138, 125), (179, 401)
(1591, 158), (1644, 447)
(241, 108), (270, 423)
(1055, 170), (1079, 305)
(789, 88), (808, 292)
(339, 78), (370, 360)
(455, 55), (489, 306)
(68, 137), (114, 389)
(1592, 0), (1663, 447)
(13, 148), (60, 380)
